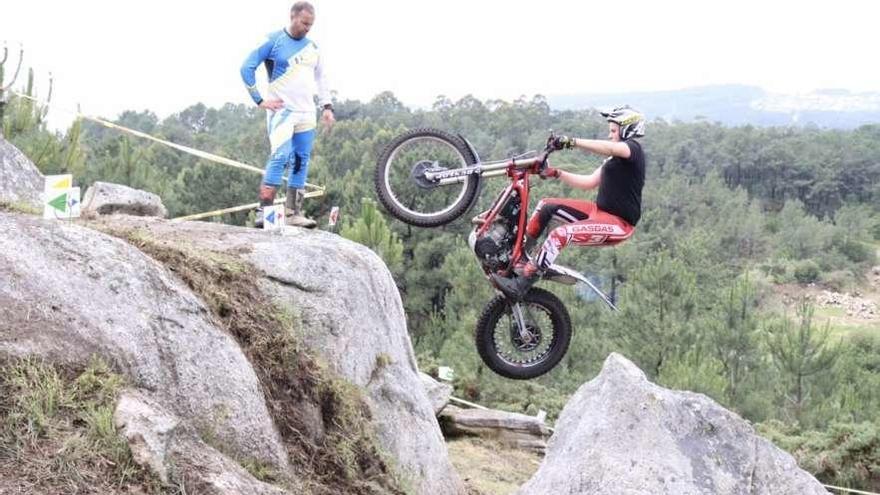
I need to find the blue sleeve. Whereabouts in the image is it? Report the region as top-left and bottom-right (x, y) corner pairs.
(240, 37), (274, 105)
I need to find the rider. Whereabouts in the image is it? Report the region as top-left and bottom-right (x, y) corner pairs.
(491, 106), (647, 299)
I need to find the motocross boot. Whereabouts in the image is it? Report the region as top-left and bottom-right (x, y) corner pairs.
(490, 260), (542, 300)
(286, 188), (317, 229)
(254, 184), (278, 228)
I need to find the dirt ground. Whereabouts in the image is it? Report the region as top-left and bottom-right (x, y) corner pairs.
(446, 437), (543, 495)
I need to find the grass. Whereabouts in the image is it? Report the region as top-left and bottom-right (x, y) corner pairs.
(828, 321), (880, 340)
(446, 437), (542, 495)
(0, 356), (170, 494)
(102, 225), (411, 495)
(0, 200), (40, 215)
(815, 307), (846, 319)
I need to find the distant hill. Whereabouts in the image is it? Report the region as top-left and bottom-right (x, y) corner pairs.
(548, 85), (880, 129)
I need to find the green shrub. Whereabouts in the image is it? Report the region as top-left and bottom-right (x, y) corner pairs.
(837, 240), (877, 264)
(759, 420), (880, 490)
(761, 259), (793, 284)
(820, 270), (856, 293)
(793, 260), (820, 284)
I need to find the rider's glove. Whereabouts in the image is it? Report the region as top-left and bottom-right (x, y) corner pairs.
(540, 166), (561, 180)
(552, 135), (575, 150)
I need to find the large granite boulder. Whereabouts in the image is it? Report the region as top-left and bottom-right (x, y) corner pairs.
(82, 181), (167, 218)
(0, 137), (42, 209)
(0, 212), (289, 473)
(517, 353), (828, 495)
(83, 215), (465, 495)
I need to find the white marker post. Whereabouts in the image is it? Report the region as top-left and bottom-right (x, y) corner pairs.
(437, 366), (455, 382)
(328, 205), (340, 231)
(262, 205), (285, 233)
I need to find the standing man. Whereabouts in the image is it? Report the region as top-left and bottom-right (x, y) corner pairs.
(241, 1), (334, 228)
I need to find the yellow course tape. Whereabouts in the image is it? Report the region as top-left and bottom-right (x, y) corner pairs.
(10, 90), (325, 220)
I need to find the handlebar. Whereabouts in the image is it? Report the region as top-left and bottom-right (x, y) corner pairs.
(534, 131), (558, 172)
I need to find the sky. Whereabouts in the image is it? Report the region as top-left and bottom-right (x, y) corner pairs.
(2, 0), (879, 130)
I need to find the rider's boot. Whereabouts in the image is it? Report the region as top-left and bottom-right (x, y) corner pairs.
(490, 260), (542, 300)
(286, 188), (317, 229)
(254, 184), (277, 228)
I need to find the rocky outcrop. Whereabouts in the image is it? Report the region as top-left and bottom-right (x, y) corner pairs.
(0, 137), (43, 209)
(0, 212), (290, 472)
(816, 290), (878, 319)
(420, 372), (453, 415)
(440, 405), (550, 453)
(0, 210), (464, 495)
(90, 216), (465, 495)
(517, 353), (828, 495)
(82, 181), (168, 218)
(115, 390), (295, 494)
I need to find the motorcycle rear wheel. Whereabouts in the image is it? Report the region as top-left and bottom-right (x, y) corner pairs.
(475, 287), (572, 380)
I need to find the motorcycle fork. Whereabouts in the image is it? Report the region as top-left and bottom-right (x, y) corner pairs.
(510, 302), (533, 342)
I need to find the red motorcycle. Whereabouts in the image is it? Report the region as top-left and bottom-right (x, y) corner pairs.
(375, 129), (617, 379)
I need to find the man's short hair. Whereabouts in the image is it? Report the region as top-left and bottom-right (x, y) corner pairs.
(291, 1), (315, 15)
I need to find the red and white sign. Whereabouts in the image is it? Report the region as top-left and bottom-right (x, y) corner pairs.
(328, 206), (340, 226)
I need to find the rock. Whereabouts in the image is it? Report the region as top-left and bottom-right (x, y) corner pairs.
(82, 181), (167, 218)
(115, 390), (181, 484)
(420, 372), (453, 415)
(0, 137), (43, 210)
(82, 216), (465, 495)
(517, 353), (828, 495)
(439, 405), (550, 453)
(0, 212), (289, 472)
(816, 289), (877, 319)
(115, 390), (295, 494)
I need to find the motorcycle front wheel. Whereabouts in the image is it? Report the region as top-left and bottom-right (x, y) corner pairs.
(374, 128), (480, 227)
(475, 287), (572, 380)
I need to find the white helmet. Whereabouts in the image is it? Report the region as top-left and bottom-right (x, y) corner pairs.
(601, 105), (645, 140)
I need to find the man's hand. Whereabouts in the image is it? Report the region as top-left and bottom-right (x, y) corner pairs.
(552, 135), (575, 150)
(321, 108), (335, 132)
(258, 99), (285, 111)
(540, 166), (561, 180)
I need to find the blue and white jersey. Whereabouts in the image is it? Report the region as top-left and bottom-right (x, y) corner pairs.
(240, 29), (331, 113)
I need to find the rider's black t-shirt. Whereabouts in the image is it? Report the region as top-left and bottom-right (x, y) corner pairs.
(596, 139), (645, 226)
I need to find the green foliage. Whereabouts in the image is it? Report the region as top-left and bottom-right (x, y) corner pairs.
(608, 252), (697, 378)
(793, 260), (821, 284)
(706, 276), (761, 404)
(340, 197), (404, 274)
(759, 420), (880, 490)
(765, 301), (841, 421)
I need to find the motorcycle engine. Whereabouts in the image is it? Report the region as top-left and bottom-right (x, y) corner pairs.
(469, 191), (521, 272)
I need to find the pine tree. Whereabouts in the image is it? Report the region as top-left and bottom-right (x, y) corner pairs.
(340, 197), (404, 275)
(766, 300), (841, 421)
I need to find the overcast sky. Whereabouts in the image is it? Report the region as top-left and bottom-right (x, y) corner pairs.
(3, 0), (878, 129)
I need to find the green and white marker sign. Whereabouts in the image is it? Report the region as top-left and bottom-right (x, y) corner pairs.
(43, 174), (81, 220)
